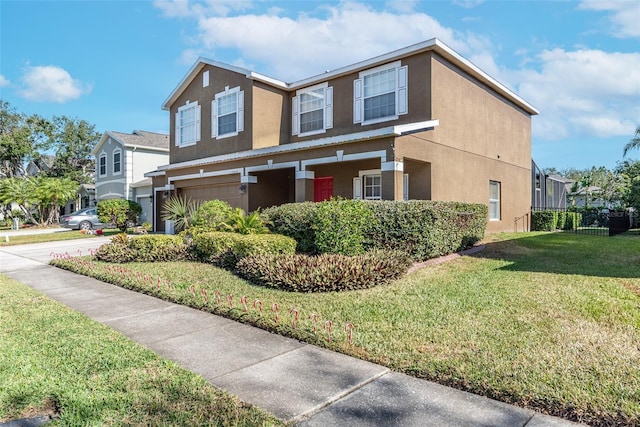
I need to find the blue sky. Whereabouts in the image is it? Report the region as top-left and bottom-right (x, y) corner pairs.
(1, 0), (639, 172)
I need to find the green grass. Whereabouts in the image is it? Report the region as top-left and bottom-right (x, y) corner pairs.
(0, 229), (124, 246)
(51, 232), (640, 426)
(0, 275), (283, 426)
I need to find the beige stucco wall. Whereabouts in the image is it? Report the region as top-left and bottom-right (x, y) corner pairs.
(393, 53), (532, 233)
(252, 82), (288, 149)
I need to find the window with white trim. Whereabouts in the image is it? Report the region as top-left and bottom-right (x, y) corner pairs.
(354, 61), (407, 125)
(113, 149), (121, 175)
(353, 169), (382, 200)
(489, 181), (501, 220)
(175, 101), (201, 147)
(364, 174), (382, 199)
(292, 83), (333, 136)
(98, 153), (107, 177)
(212, 86), (244, 139)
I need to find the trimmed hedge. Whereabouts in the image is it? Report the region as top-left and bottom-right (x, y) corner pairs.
(531, 210), (584, 231)
(313, 199), (373, 255)
(192, 231), (297, 268)
(235, 250), (412, 293)
(262, 200), (487, 261)
(261, 202), (317, 253)
(364, 201), (487, 261)
(129, 235), (189, 262)
(531, 211), (557, 231)
(95, 234), (189, 263)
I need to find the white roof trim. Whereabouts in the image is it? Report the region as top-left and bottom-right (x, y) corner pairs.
(158, 120), (439, 172)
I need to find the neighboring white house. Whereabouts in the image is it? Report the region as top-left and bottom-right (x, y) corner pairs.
(92, 130), (169, 224)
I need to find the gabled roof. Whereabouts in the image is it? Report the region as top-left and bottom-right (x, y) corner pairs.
(162, 38), (538, 116)
(93, 130), (169, 156)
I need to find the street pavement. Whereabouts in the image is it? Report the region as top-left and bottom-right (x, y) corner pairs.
(0, 237), (587, 426)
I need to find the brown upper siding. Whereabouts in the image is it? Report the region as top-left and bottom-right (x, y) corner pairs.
(169, 65), (254, 164)
(290, 52), (434, 144)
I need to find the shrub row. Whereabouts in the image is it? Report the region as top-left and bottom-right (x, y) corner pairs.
(262, 200), (487, 261)
(235, 250), (412, 293)
(191, 231), (297, 268)
(531, 210), (583, 231)
(95, 234), (189, 263)
(96, 232), (297, 267)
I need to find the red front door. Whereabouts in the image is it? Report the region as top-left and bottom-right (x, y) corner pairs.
(314, 177), (334, 202)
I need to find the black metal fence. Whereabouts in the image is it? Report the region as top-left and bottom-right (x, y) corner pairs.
(525, 207), (636, 236)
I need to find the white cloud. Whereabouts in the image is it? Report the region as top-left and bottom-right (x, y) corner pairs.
(18, 65), (92, 103)
(154, 0), (639, 148)
(579, 0), (640, 38)
(512, 48), (640, 140)
(452, 0), (484, 8)
(188, 1), (476, 81)
(154, 0), (253, 18)
(0, 75), (9, 87)
(385, 0), (419, 13)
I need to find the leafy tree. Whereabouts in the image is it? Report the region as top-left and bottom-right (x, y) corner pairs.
(0, 100), (53, 178)
(615, 160), (640, 212)
(565, 166), (626, 208)
(97, 199), (142, 232)
(45, 116), (99, 183)
(623, 126), (640, 157)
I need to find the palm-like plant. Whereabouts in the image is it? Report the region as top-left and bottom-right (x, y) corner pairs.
(623, 126), (640, 157)
(36, 177), (78, 224)
(223, 208), (270, 234)
(161, 195), (201, 232)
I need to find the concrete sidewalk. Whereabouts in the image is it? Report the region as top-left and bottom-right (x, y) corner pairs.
(0, 242), (585, 426)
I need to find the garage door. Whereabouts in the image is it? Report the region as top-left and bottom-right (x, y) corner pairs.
(179, 183), (242, 207)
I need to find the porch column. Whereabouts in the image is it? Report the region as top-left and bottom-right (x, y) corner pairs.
(381, 161), (404, 201)
(295, 170), (315, 202)
(240, 175), (256, 213)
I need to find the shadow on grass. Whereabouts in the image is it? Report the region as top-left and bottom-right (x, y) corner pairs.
(471, 231), (640, 279)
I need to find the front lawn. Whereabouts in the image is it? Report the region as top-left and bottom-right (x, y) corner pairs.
(1, 229), (124, 246)
(51, 232), (640, 426)
(0, 275), (282, 426)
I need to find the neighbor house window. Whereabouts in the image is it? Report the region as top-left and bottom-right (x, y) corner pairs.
(212, 86), (244, 139)
(489, 180), (501, 220)
(292, 83), (333, 136)
(98, 153), (107, 177)
(354, 61), (407, 125)
(175, 100), (201, 147)
(113, 149), (121, 174)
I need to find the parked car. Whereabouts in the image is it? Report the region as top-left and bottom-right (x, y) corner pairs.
(59, 208), (104, 230)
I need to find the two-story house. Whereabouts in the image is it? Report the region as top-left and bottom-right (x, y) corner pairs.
(92, 130), (169, 224)
(148, 38), (538, 233)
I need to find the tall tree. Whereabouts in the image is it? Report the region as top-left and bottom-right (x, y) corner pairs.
(0, 100), (53, 178)
(623, 126), (640, 157)
(45, 116), (99, 184)
(615, 160), (640, 212)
